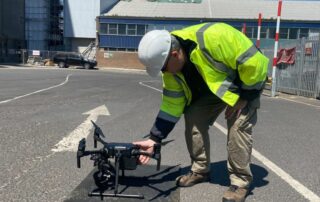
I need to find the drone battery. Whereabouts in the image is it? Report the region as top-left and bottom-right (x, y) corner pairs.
(120, 156), (138, 170)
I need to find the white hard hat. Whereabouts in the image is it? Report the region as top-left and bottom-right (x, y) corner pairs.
(138, 30), (171, 77)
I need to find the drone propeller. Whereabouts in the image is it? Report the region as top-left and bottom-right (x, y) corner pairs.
(91, 120), (108, 147)
(142, 134), (174, 147)
(91, 120), (105, 137)
(161, 139), (174, 146)
(77, 138), (86, 168)
(143, 134), (150, 138)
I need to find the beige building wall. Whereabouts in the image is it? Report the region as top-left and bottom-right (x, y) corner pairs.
(96, 48), (144, 69)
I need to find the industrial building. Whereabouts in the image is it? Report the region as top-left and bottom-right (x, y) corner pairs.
(98, 0), (320, 50)
(0, 0), (25, 62)
(94, 0), (320, 68)
(25, 0), (63, 51)
(63, 0), (118, 53)
(0, 0), (63, 63)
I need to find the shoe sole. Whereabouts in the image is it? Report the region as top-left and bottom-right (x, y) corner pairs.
(222, 197), (245, 202)
(175, 176), (209, 187)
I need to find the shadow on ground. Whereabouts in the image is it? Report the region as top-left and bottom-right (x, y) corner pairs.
(179, 160), (269, 196)
(65, 164), (180, 202)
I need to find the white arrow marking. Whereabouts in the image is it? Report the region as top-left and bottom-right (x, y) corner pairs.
(51, 105), (110, 152)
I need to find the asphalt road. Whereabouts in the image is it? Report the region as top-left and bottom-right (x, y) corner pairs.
(0, 65), (319, 202)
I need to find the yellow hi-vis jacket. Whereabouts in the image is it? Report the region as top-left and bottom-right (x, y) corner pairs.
(156, 23), (269, 124)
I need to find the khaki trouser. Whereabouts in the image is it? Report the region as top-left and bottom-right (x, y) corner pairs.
(184, 95), (258, 188)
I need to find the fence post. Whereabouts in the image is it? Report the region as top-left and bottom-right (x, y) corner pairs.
(314, 38), (320, 98)
(298, 38), (306, 96)
(22, 49), (25, 64)
(297, 39), (302, 96)
(271, 0), (283, 97)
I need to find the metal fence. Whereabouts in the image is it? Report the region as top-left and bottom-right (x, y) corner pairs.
(262, 35), (320, 99)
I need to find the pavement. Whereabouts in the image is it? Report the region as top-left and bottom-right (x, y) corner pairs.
(2, 62), (319, 106)
(0, 63), (319, 202)
(263, 87), (320, 108)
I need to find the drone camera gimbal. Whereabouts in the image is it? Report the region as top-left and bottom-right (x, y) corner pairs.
(76, 121), (161, 199)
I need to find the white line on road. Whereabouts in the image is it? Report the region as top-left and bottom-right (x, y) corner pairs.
(139, 81), (162, 92)
(262, 93), (320, 109)
(51, 105), (110, 152)
(0, 74), (72, 105)
(140, 81), (320, 202)
(213, 123), (320, 202)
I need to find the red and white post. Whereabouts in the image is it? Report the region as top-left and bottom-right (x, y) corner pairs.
(271, 0), (283, 97)
(242, 23), (247, 35)
(256, 13), (262, 48)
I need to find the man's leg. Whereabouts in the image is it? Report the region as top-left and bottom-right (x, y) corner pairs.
(176, 95), (226, 187)
(223, 100), (259, 202)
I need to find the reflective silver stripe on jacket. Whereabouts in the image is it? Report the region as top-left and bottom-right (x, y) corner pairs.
(163, 89), (185, 98)
(196, 23), (236, 80)
(174, 74), (191, 104)
(236, 45), (258, 67)
(157, 110), (180, 123)
(196, 23), (262, 95)
(216, 77), (239, 98)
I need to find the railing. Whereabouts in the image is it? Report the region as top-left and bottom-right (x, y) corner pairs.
(262, 36), (320, 99)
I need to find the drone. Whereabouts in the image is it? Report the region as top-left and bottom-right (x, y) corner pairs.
(76, 121), (162, 199)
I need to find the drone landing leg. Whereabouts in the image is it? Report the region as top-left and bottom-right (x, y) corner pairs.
(89, 154), (144, 199)
(89, 192), (144, 199)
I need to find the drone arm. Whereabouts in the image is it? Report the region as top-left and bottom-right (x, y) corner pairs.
(93, 134), (108, 148)
(77, 137), (104, 168)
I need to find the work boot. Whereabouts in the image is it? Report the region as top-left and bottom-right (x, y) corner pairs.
(222, 185), (248, 202)
(176, 171), (209, 187)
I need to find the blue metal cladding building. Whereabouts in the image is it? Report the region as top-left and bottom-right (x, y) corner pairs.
(98, 17), (202, 50)
(97, 0), (320, 51)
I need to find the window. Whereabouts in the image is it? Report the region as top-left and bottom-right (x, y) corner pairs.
(109, 24), (117, 35)
(234, 26), (242, 32)
(108, 47), (117, 51)
(279, 28), (289, 39)
(137, 24), (146, 35)
(246, 27), (254, 38)
(127, 48), (137, 52)
(69, 53), (81, 59)
(100, 24), (108, 34)
(289, 28), (298, 39)
(299, 28), (309, 38)
(127, 24), (136, 35)
(260, 27), (267, 38)
(252, 27), (258, 39)
(118, 24), (126, 35)
(268, 28), (276, 39)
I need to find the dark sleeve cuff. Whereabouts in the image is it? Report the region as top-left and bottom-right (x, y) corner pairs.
(239, 89), (262, 101)
(149, 117), (176, 142)
(149, 135), (162, 143)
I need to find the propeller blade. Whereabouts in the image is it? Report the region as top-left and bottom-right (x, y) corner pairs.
(143, 134), (150, 138)
(161, 139), (174, 146)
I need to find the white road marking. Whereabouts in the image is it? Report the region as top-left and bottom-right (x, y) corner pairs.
(140, 81), (320, 202)
(213, 122), (320, 202)
(51, 105), (110, 152)
(0, 74), (72, 105)
(262, 93), (320, 109)
(139, 81), (162, 92)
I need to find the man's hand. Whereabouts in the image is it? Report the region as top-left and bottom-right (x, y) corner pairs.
(225, 99), (248, 119)
(133, 139), (156, 165)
